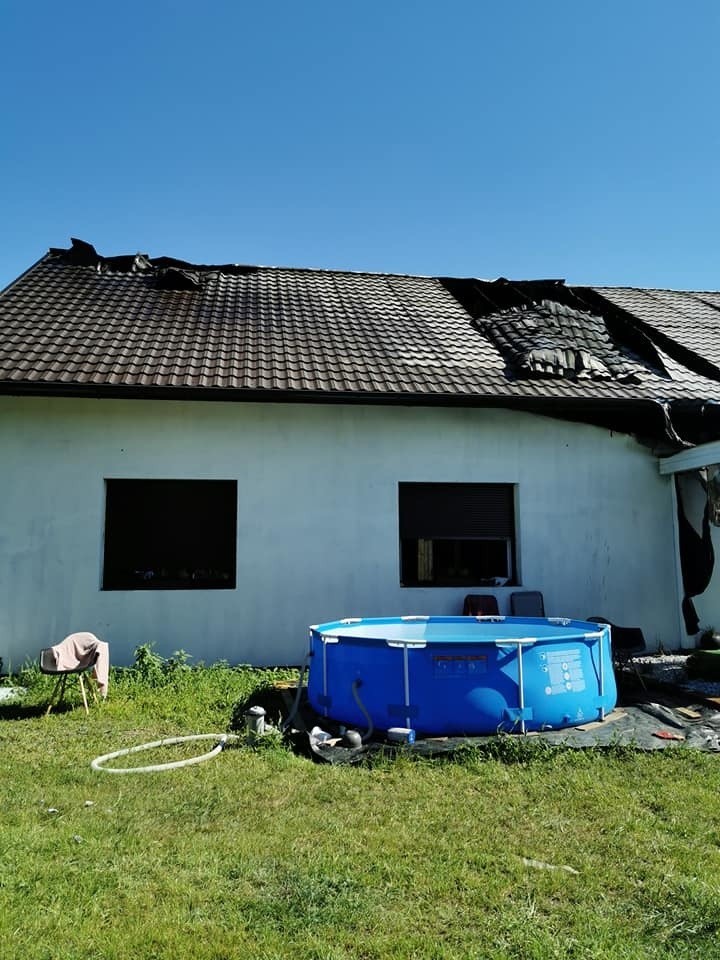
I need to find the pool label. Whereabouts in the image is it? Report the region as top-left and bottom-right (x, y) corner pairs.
(542, 648), (586, 695)
(433, 655), (488, 678)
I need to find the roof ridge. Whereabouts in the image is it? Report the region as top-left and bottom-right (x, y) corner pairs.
(591, 284), (720, 295)
(45, 239), (447, 283)
(236, 263), (438, 281)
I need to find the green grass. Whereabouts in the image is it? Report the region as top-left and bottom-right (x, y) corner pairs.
(1, 651), (719, 960)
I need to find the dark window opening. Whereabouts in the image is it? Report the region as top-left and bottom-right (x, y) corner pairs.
(103, 480), (237, 590)
(399, 482), (516, 587)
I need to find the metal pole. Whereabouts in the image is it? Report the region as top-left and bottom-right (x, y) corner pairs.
(322, 640), (328, 718)
(403, 643), (411, 729)
(598, 630), (605, 721)
(517, 642), (526, 734)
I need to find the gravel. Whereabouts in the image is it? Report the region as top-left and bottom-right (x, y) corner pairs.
(634, 654), (720, 698)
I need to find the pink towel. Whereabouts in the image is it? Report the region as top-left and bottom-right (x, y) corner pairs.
(50, 632), (110, 698)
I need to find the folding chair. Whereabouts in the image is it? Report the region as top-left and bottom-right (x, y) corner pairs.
(39, 645), (100, 715)
(463, 594), (500, 616)
(510, 591), (545, 617)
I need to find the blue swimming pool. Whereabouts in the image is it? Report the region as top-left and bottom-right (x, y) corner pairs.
(306, 616), (616, 736)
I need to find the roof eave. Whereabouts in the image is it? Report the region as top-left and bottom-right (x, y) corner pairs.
(0, 377), (674, 413)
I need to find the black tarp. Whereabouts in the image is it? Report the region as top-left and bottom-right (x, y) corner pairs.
(676, 474), (715, 634)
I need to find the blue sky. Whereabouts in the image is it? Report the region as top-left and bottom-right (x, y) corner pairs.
(2, 1), (719, 289)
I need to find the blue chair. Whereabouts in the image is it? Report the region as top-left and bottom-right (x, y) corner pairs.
(510, 591), (545, 617)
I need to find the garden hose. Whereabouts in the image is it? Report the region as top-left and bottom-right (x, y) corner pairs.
(351, 679), (374, 743)
(280, 651), (311, 732)
(94, 654), (312, 772)
(91, 733), (241, 774)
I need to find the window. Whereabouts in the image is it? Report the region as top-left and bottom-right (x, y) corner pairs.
(399, 482), (516, 587)
(103, 480), (237, 590)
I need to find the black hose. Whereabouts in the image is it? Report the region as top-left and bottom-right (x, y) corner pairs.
(351, 679), (374, 743)
(281, 652), (311, 733)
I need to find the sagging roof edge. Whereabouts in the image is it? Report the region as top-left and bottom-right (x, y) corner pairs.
(1, 379), (709, 454)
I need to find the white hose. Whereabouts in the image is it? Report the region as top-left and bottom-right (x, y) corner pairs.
(91, 733), (241, 774)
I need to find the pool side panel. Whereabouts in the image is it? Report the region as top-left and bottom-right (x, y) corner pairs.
(306, 617), (616, 736)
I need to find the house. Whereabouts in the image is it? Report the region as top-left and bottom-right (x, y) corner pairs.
(2, 238), (720, 668)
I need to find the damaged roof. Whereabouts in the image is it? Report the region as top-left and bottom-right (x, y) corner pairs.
(2, 238), (720, 448)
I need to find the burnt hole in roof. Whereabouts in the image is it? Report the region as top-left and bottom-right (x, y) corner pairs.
(48, 238), (257, 283)
(477, 300), (641, 383)
(48, 238), (103, 267)
(441, 276), (669, 382)
(154, 267), (204, 291)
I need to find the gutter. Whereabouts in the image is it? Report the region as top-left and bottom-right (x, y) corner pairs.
(659, 439), (720, 475)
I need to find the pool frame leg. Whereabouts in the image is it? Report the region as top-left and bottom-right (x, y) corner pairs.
(402, 644), (411, 730)
(599, 633), (605, 720)
(322, 641), (328, 718)
(516, 642), (526, 734)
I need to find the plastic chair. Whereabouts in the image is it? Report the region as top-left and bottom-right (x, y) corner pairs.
(510, 591), (545, 617)
(463, 594), (500, 616)
(39, 646), (100, 716)
(587, 616), (647, 689)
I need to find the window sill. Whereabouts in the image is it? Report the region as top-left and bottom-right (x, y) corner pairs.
(101, 583), (237, 592)
(400, 582), (519, 589)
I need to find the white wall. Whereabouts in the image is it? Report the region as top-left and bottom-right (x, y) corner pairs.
(1, 396), (679, 668)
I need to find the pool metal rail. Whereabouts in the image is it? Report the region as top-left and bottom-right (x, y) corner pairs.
(310, 615), (610, 735)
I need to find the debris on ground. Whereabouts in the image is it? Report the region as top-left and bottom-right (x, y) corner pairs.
(522, 857), (579, 875)
(272, 655), (720, 764)
(634, 653), (720, 699)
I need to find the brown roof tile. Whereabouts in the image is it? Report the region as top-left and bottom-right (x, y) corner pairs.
(2, 241), (720, 422)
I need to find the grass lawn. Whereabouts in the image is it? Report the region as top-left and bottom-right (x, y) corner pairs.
(1, 653), (719, 960)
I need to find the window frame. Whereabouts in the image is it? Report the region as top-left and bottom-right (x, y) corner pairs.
(398, 482), (517, 588)
(101, 478), (238, 591)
